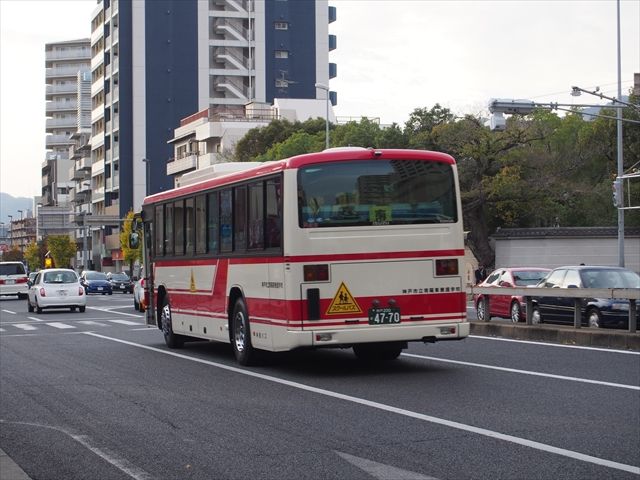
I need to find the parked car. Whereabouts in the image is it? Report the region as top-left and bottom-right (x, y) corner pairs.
(80, 270), (113, 295)
(531, 266), (640, 329)
(107, 272), (133, 293)
(475, 267), (551, 322)
(27, 268), (86, 313)
(133, 277), (146, 311)
(27, 272), (38, 288)
(0, 261), (29, 299)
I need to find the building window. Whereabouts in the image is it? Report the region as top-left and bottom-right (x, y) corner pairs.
(275, 50), (289, 59)
(274, 22), (288, 30)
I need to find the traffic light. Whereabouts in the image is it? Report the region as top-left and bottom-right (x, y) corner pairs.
(44, 257), (53, 269)
(612, 178), (623, 208)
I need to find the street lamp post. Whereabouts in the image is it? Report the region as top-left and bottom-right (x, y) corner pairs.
(315, 83), (330, 149)
(142, 157), (151, 196)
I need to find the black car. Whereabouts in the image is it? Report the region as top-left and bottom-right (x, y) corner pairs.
(107, 272), (133, 293)
(531, 266), (640, 329)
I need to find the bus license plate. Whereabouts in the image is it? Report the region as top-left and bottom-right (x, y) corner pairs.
(368, 307), (401, 325)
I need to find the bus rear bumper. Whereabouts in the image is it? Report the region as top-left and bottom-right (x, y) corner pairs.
(273, 321), (470, 350)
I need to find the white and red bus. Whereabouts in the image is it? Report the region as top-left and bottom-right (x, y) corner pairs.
(136, 147), (469, 365)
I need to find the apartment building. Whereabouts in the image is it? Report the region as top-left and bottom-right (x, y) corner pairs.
(43, 39), (91, 207)
(89, 0), (336, 268)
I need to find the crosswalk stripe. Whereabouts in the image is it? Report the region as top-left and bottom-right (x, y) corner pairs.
(109, 319), (140, 326)
(13, 324), (37, 331)
(45, 322), (76, 329)
(79, 321), (109, 327)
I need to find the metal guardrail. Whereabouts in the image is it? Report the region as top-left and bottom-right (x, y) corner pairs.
(465, 286), (639, 333)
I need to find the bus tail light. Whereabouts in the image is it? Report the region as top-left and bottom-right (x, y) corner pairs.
(436, 259), (458, 276)
(303, 264), (329, 282)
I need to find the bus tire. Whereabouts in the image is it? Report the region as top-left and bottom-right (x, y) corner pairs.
(353, 342), (403, 362)
(161, 296), (184, 349)
(231, 298), (257, 366)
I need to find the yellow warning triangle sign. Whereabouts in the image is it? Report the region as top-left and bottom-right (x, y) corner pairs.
(326, 282), (362, 315)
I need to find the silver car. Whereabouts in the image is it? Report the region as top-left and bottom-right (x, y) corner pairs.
(27, 269), (87, 313)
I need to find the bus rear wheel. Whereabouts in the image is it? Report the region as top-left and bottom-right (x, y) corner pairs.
(231, 298), (257, 366)
(353, 342), (404, 362)
(161, 296), (184, 349)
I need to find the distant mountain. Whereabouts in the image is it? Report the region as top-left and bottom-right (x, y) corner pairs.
(0, 192), (35, 224)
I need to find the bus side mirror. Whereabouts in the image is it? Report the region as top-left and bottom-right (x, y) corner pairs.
(129, 232), (140, 249)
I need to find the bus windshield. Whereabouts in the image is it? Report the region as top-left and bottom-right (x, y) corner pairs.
(297, 159), (457, 228)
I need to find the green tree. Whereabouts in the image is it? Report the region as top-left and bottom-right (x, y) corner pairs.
(24, 242), (43, 271)
(331, 118), (381, 148)
(46, 235), (76, 269)
(120, 210), (142, 275)
(2, 247), (23, 262)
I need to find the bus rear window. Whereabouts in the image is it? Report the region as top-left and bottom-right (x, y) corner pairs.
(297, 160), (457, 228)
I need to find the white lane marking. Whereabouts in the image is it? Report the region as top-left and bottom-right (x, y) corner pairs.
(0, 419), (151, 480)
(336, 451), (439, 480)
(79, 321), (110, 327)
(129, 327), (155, 331)
(84, 332), (640, 475)
(2, 309), (16, 315)
(109, 319), (141, 326)
(46, 322), (76, 329)
(470, 335), (640, 355)
(28, 316), (44, 322)
(87, 307), (141, 318)
(401, 354), (640, 391)
(13, 324), (37, 331)
(0, 328), (5, 332)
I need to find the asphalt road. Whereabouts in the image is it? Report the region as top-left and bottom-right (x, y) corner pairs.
(1, 294), (638, 480)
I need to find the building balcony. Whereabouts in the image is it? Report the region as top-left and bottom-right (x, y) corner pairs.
(46, 100), (78, 114)
(46, 83), (78, 99)
(45, 48), (90, 63)
(77, 156), (92, 171)
(167, 154), (198, 176)
(46, 117), (77, 130)
(92, 159), (105, 176)
(46, 134), (72, 148)
(46, 66), (85, 78)
(72, 191), (91, 204)
(91, 186), (105, 203)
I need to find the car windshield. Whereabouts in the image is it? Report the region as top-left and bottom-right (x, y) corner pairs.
(580, 269), (640, 289)
(0, 263), (26, 275)
(513, 270), (549, 286)
(86, 272), (107, 281)
(110, 273), (129, 281)
(43, 271), (78, 284)
(297, 159), (458, 228)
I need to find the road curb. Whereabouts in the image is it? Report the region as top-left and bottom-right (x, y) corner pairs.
(0, 448), (31, 480)
(470, 321), (640, 350)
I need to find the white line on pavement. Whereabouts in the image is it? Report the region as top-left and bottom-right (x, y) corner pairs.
(28, 316), (44, 322)
(87, 307), (141, 318)
(470, 335), (640, 355)
(79, 321), (110, 327)
(109, 319), (141, 326)
(401, 353), (640, 391)
(129, 327), (155, 331)
(1, 310), (16, 315)
(45, 322), (76, 329)
(13, 324), (37, 331)
(83, 332), (640, 476)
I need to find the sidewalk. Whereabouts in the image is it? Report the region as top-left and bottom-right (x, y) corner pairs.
(0, 448), (31, 480)
(470, 319), (640, 350)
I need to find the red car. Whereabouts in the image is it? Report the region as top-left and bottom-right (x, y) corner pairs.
(475, 267), (551, 322)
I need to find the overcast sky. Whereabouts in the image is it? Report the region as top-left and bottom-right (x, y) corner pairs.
(1, 0), (639, 199)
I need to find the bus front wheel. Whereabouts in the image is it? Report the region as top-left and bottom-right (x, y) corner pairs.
(161, 296), (184, 349)
(353, 342), (404, 362)
(231, 298), (257, 366)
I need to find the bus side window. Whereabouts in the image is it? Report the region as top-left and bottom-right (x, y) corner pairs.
(234, 186), (247, 251)
(208, 192), (219, 253)
(155, 205), (164, 256)
(220, 189), (232, 253)
(248, 181), (264, 250)
(165, 203), (174, 256)
(195, 195), (206, 254)
(266, 178), (282, 249)
(185, 197), (195, 255)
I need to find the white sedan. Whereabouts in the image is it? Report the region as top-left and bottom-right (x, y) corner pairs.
(27, 269), (87, 313)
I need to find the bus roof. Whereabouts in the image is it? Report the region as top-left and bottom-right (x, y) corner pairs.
(143, 148), (455, 206)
